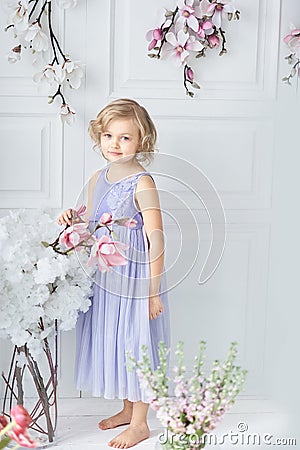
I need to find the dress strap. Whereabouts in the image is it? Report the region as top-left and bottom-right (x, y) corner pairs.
(104, 166), (154, 185)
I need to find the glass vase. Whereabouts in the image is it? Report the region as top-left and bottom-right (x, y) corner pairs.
(1, 321), (58, 448)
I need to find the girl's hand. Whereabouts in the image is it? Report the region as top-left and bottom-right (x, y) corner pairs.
(57, 209), (74, 226)
(149, 295), (164, 320)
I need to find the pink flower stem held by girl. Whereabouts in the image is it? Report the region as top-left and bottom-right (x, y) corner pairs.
(50, 206), (136, 272)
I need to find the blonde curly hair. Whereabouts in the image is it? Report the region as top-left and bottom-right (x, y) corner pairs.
(88, 98), (157, 165)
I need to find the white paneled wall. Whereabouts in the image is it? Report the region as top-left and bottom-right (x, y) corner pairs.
(0, 2), (299, 435)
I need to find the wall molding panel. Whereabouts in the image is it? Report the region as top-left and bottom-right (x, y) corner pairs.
(153, 115), (274, 210)
(0, 113), (62, 209)
(166, 222), (271, 398)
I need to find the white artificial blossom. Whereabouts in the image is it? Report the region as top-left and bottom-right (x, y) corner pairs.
(4, 0), (83, 125)
(0, 209), (94, 359)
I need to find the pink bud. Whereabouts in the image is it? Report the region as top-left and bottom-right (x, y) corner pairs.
(124, 218), (137, 228)
(208, 34), (220, 47)
(186, 67), (194, 81)
(99, 212), (114, 226)
(153, 28), (163, 40)
(148, 39), (157, 51)
(0, 415), (8, 430)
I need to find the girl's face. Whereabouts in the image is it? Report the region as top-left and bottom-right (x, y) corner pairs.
(100, 118), (141, 163)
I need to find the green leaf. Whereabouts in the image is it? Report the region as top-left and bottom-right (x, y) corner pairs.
(192, 81), (201, 89)
(0, 437), (11, 449)
(148, 53), (157, 58)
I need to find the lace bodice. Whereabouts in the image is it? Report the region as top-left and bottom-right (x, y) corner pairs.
(89, 166), (154, 230)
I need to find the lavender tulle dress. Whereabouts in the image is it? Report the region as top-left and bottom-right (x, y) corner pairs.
(74, 165), (170, 403)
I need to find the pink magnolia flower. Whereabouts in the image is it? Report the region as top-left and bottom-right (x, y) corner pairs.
(206, 1), (237, 29)
(284, 27), (300, 59)
(146, 28), (163, 51)
(123, 218), (138, 228)
(59, 223), (94, 249)
(197, 20), (214, 39)
(166, 30), (203, 65)
(10, 405), (31, 429)
(0, 405), (38, 448)
(208, 34), (220, 47)
(284, 27), (300, 44)
(113, 217), (138, 228)
(99, 212), (114, 226)
(8, 426), (38, 448)
(177, 0), (199, 32)
(88, 235), (129, 272)
(193, 0), (214, 19)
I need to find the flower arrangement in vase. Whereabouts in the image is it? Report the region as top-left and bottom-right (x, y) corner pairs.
(0, 205), (134, 445)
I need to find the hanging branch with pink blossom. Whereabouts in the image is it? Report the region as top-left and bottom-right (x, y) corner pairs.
(146, 0), (240, 97)
(5, 0), (82, 125)
(282, 24), (300, 87)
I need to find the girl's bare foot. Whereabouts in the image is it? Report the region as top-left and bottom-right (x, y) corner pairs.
(108, 423), (150, 448)
(98, 409), (132, 430)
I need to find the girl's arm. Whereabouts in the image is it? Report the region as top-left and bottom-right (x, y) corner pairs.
(135, 175), (165, 318)
(56, 169), (101, 226)
(82, 169), (102, 223)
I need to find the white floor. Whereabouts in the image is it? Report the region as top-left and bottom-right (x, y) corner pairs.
(31, 397), (297, 450)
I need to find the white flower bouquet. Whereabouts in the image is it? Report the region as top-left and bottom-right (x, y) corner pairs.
(0, 208), (94, 358)
(0, 206), (133, 444)
(127, 341), (247, 450)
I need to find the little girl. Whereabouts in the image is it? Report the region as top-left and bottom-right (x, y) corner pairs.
(57, 98), (170, 448)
